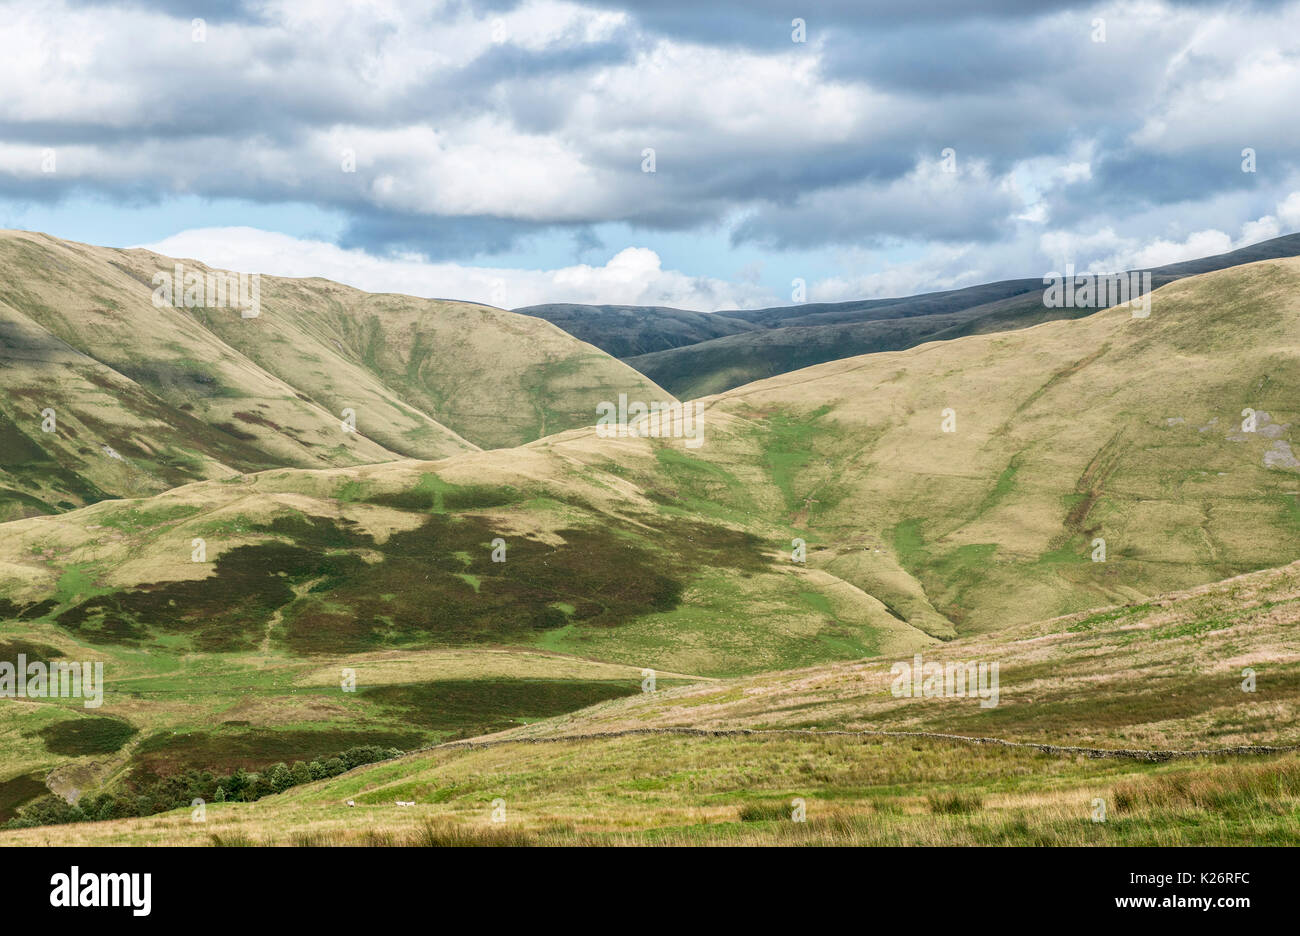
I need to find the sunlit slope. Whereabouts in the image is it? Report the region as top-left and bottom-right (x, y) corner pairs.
(0, 305), (248, 518)
(96, 241), (670, 453)
(8, 255), (1300, 653)
(617, 234), (1300, 400)
(4, 257), (1300, 845)
(10, 735), (1298, 846)
(494, 557), (1300, 751)
(0, 231), (670, 517)
(0, 232), (423, 465)
(0, 423), (938, 819)
(0, 296), (372, 519)
(7, 257), (1300, 660)
(0, 413), (934, 674)
(695, 256), (1300, 632)
(103, 256), (671, 453)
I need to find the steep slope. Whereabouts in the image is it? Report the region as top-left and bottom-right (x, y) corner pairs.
(0, 231), (669, 516)
(117, 260), (670, 453)
(0, 233), (415, 517)
(0, 307), (258, 519)
(695, 255), (1300, 632)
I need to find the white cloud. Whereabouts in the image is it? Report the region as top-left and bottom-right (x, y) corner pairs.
(1278, 191), (1300, 230)
(807, 242), (996, 302)
(1239, 215), (1279, 245)
(1039, 188), (1300, 274)
(1125, 230), (1235, 270)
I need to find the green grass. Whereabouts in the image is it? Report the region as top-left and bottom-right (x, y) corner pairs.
(1067, 604), (1153, 633)
(761, 404), (833, 513)
(53, 564), (112, 607)
(97, 504), (201, 535)
(971, 455), (1021, 521)
(361, 473), (524, 514)
(892, 518), (927, 570)
(927, 791), (983, 814)
(5, 241), (1300, 846)
(530, 567), (876, 677)
(1151, 617), (1235, 640)
(649, 446), (755, 524)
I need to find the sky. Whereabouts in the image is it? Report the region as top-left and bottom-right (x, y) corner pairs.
(1, 0), (1299, 310)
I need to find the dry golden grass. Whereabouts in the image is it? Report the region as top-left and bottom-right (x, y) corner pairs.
(5, 733), (1297, 846)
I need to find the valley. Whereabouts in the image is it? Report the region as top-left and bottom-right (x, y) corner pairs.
(1, 234), (1298, 845)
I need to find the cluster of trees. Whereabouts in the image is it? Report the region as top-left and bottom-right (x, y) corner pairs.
(6, 744), (403, 829)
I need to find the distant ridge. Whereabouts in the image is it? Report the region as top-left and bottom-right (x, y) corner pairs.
(519, 233), (1300, 399)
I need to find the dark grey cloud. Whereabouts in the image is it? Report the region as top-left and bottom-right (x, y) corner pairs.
(1040, 146), (1287, 231)
(65, 0), (263, 21)
(339, 211), (554, 259)
(731, 167), (1024, 249)
(574, 0), (1280, 46)
(579, 0), (1096, 46)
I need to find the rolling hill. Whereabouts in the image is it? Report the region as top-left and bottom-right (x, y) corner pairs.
(518, 234), (1300, 400)
(0, 230), (668, 519)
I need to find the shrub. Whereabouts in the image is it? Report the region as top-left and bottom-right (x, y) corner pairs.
(926, 792), (983, 815)
(6, 743), (404, 829)
(737, 802), (792, 822)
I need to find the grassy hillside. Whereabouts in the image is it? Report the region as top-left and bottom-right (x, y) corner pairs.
(6, 558), (1297, 845)
(7, 254), (1300, 664)
(697, 255), (1300, 633)
(0, 230), (667, 518)
(3, 252), (1300, 842)
(0, 436), (930, 821)
(495, 557), (1300, 751)
(7, 732), (1297, 845)
(618, 234), (1300, 399)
